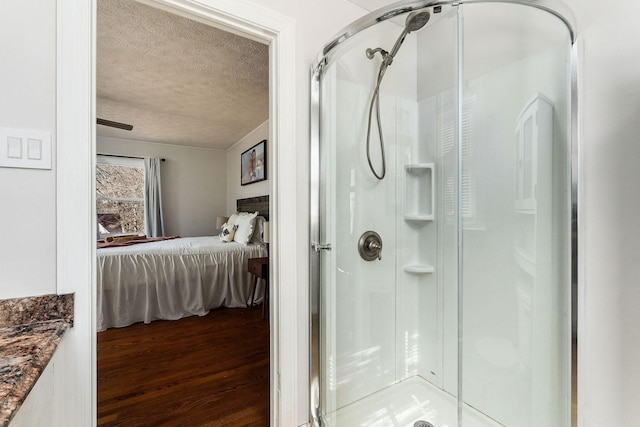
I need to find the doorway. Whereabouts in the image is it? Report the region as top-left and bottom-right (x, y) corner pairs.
(56, 0), (300, 425)
(95, 0), (269, 424)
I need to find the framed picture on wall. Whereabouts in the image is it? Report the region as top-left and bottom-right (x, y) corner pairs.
(241, 139), (267, 185)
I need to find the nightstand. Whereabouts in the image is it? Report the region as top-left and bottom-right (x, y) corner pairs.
(247, 257), (269, 319)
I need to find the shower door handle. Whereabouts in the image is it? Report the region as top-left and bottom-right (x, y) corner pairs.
(312, 241), (332, 252)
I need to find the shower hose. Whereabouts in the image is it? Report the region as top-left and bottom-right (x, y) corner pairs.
(366, 62), (389, 180)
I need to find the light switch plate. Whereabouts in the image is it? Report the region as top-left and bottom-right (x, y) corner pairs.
(0, 128), (52, 170)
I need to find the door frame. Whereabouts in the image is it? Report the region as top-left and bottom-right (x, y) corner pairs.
(57, 0), (300, 425)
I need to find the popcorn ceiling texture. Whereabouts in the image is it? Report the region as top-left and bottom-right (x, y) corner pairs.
(97, 0), (269, 150)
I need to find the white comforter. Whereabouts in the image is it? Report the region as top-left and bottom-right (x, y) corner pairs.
(97, 236), (267, 331)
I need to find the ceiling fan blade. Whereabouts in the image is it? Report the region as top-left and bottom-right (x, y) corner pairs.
(97, 118), (133, 131)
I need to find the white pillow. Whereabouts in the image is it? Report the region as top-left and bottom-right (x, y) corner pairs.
(232, 211), (258, 244)
(219, 223), (237, 243)
(227, 213), (240, 228)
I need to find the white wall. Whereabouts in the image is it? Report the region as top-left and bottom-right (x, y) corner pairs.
(226, 120), (270, 213)
(0, 0), (57, 299)
(97, 137), (227, 237)
(578, 2), (640, 424)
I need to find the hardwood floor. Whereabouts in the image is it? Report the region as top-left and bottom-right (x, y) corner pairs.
(97, 307), (269, 426)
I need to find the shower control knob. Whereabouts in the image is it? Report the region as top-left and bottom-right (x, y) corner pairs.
(367, 240), (382, 260)
(358, 231), (383, 261)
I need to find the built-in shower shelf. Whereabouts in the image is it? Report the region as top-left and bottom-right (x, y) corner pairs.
(404, 214), (433, 221)
(405, 163), (432, 171)
(405, 163), (435, 221)
(404, 265), (435, 274)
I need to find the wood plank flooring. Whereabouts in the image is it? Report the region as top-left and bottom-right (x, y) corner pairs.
(97, 307), (269, 426)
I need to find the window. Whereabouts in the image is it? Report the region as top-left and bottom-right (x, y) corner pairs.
(96, 156), (145, 237)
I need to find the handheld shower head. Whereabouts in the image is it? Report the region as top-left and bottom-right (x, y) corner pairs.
(387, 11), (431, 61)
(364, 9), (431, 180)
(406, 10), (431, 32)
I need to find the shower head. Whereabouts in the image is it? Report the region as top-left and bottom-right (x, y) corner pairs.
(387, 11), (431, 62)
(406, 10), (431, 32)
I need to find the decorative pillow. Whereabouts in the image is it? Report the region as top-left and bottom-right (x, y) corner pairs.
(227, 213), (240, 228)
(233, 211), (258, 244)
(219, 223), (238, 243)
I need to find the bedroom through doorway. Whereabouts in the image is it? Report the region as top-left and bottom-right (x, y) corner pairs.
(94, 0), (272, 424)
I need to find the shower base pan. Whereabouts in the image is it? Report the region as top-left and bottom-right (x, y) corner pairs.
(322, 376), (502, 427)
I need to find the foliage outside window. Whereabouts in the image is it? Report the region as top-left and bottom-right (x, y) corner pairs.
(96, 157), (145, 237)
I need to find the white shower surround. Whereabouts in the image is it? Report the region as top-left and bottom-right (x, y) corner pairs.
(318, 3), (572, 426)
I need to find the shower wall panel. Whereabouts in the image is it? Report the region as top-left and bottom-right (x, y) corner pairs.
(332, 80), (398, 409)
(415, 6), (459, 395)
(319, 19), (420, 414)
(394, 96), (441, 385)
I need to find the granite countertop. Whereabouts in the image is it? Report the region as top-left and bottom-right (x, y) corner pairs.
(0, 294), (73, 427)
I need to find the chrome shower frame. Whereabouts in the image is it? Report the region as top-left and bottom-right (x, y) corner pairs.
(309, 1), (579, 425)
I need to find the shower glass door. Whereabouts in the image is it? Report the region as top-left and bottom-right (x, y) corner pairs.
(458, 4), (573, 426)
(317, 25), (404, 423)
(315, 6), (463, 426)
(312, 2), (574, 426)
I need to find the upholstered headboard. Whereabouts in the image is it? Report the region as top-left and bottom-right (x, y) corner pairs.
(237, 195), (269, 221)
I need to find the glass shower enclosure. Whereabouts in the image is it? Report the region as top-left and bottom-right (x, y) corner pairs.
(310, 1), (577, 426)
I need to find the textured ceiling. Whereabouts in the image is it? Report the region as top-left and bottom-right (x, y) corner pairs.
(96, 0), (269, 150)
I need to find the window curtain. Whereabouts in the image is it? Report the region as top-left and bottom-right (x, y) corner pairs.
(144, 157), (165, 237)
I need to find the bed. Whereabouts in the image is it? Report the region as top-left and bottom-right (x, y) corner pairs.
(97, 196), (269, 331)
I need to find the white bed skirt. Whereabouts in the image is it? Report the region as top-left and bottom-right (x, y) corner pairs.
(97, 236), (267, 331)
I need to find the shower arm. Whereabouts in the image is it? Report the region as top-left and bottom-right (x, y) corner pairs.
(366, 47), (388, 60)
